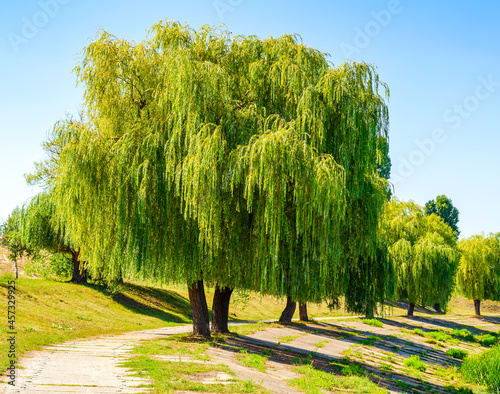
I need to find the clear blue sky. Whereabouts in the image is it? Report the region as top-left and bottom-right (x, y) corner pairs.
(1, 0), (499, 238)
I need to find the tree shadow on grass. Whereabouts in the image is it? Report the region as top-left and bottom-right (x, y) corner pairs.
(82, 282), (192, 324)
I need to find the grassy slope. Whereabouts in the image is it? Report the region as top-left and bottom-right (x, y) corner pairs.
(0, 278), (192, 372)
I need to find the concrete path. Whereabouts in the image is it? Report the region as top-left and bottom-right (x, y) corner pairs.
(1, 325), (192, 393)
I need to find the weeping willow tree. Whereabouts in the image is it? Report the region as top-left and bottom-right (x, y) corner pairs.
(380, 199), (459, 316)
(51, 20), (390, 335)
(456, 234), (500, 315)
(1, 192), (85, 283)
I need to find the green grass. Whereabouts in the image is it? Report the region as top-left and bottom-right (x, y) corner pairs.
(237, 349), (267, 372)
(288, 364), (387, 394)
(313, 340), (329, 348)
(446, 348), (469, 360)
(361, 318), (383, 328)
(413, 328), (425, 336)
(277, 335), (300, 343)
(0, 278), (192, 372)
(475, 333), (498, 347)
(451, 329), (475, 341)
(461, 345), (500, 394)
(403, 355), (427, 372)
(125, 333), (269, 393)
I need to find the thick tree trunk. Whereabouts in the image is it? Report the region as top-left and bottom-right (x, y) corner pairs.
(188, 280), (211, 337)
(279, 296), (296, 324)
(434, 303), (441, 313)
(211, 286), (233, 334)
(70, 251), (86, 283)
(474, 299), (481, 316)
(407, 302), (415, 317)
(299, 302), (309, 322)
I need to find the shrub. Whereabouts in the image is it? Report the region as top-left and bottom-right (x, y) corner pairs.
(403, 355), (427, 372)
(361, 318), (383, 327)
(461, 346), (500, 393)
(446, 348), (468, 360)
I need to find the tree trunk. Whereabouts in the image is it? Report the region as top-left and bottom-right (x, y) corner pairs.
(70, 251), (86, 283)
(188, 280), (211, 337)
(279, 296), (296, 324)
(407, 302), (415, 317)
(211, 286), (233, 334)
(434, 303), (441, 313)
(299, 302), (309, 322)
(474, 299), (481, 316)
(14, 259), (18, 280)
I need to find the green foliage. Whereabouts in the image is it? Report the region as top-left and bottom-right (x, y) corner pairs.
(288, 364), (386, 394)
(381, 199), (459, 310)
(451, 329), (474, 341)
(341, 364), (366, 376)
(237, 349), (267, 372)
(425, 195), (460, 238)
(24, 253), (72, 280)
(475, 334), (498, 347)
(446, 348), (468, 360)
(361, 318), (383, 327)
(413, 328), (425, 336)
(461, 346), (500, 393)
(47, 20), (391, 311)
(403, 355), (427, 372)
(456, 234), (500, 303)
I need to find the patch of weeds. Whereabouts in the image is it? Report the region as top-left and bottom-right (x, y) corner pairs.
(230, 322), (279, 336)
(461, 345), (500, 393)
(292, 353), (313, 366)
(76, 316), (92, 321)
(277, 335), (299, 344)
(261, 349), (274, 356)
(289, 365), (386, 394)
(403, 355), (427, 372)
(475, 333), (498, 347)
(451, 329), (474, 341)
(361, 318), (383, 328)
(379, 362), (393, 372)
(413, 328), (425, 336)
(123, 356), (266, 393)
(342, 364), (366, 376)
(393, 379), (411, 391)
(382, 354), (396, 363)
(313, 340), (329, 348)
(237, 349), (267, 372)
(446, 348), (468, 360)
(133, 334), (210, 361)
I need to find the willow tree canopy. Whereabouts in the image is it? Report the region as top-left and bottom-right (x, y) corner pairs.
(381, 199), (459, 309)
(456, 234), (500, 303)
(52, 20), (389, 304)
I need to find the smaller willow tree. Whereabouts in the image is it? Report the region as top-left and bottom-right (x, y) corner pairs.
(2, 192), (85, 283)
(381, 200), (459, 316)
(456, 234), (500, 315)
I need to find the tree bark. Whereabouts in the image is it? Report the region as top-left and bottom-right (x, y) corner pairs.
(14, 259), (18, 280)
(211, 286), (233, 334)
(299, 302), (309, 322)
(434, 303), (441, 313)
(474, 299), (481, 316)
(188, 280), (211, 337)
(70, 251), (86, 283)
(279, 296), (296, 323)
(407, 302), (415, 317)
